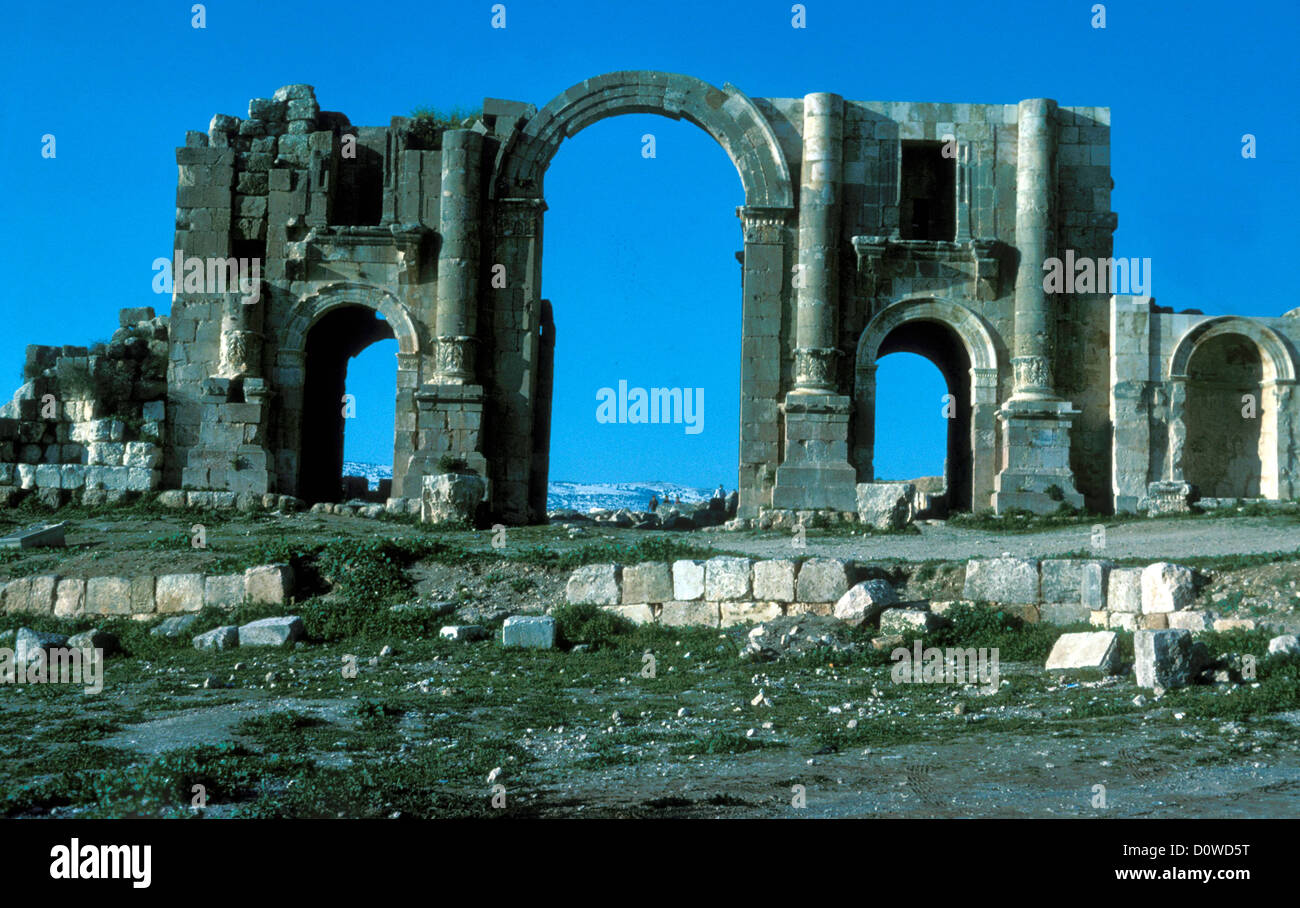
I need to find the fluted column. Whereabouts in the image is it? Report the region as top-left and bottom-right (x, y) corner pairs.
(1011, 98), (1057, 400)
(434, 129), (482, 383)
(792, 92), (843, 393)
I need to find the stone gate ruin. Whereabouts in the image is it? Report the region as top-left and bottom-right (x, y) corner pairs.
(2, 71), (1298, 521)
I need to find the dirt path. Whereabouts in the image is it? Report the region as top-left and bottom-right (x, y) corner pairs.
(717, 516), (1300, 563)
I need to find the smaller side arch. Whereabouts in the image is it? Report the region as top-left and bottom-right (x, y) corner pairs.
(1167, 316), (1296, 383)
(854, 297), (1003, 512)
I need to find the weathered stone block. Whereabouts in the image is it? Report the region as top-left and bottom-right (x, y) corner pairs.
(1134, 628), (1197, 689)
(621, 562), (672, 604)
(704, 556), (752, 601)
(86, 576), (132, 616)
(658, 600), (719, 627)
(565, 564), (620, 606)
(1141, 563), (1195, 614)
(855, 482), (915, 530)
(752, 559), (796, 601)
(796, 558), (850, 602)
(879, 608), (942, 635)
(720, 601), (783, 626)
(833, 579), (898, 626)
(671, 560), (705, 600)
(205, 574), (246, 607)
(155, 574), (204, 613)
(1107, 567), (1143, 613)
(193, 626), (240, 650)
(502, 615), (555, 649)
(602, 604), (656, 625)
(245, 563), (293, 605)
(1040, 560), (1086, 604)
(963, 557), (1039, 604)
(440, 625), (487, 642)
(1039, 603), (1092, 625)
(53, 578), (85, 617)
(239, 615), (304, 647)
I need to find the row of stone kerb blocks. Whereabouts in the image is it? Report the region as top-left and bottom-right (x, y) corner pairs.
(0, 564), (294, 620)
(565, 557), (862, 627)
(960, 556), (1219, 630)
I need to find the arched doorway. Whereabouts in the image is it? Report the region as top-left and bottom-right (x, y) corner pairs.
(872, 326), (971, 510)
(1169, 317), (1298, 501)
(855, 298), (1001, 513)
(489, 71), (795, 523)
(298, 306), (395, 502)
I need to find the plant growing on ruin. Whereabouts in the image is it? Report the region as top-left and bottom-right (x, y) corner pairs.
(405, 105), (483, 150)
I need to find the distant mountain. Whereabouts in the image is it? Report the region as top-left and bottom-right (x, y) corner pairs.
(341, 462), (715, 511)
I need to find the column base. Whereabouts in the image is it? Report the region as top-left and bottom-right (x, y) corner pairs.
(772, 392), (858, 512)
(992, 398), (1085, 514)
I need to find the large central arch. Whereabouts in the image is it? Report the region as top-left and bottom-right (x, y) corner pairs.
(854, 297), (1002, 512)
(487, 71), (796, 522)
(494, 71), (793, 208)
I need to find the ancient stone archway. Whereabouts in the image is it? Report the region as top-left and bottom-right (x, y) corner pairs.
(487, 71), (796, 522)
(276, 282), (422, 499)
(1167, 317), (1298, 499)
(854, 298), (1001, 512)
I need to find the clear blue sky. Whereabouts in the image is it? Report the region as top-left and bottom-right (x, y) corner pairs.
(4, 1), (1296, 487)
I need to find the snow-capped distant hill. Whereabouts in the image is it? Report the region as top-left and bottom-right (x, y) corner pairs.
(341, 462), (716, 511)
(546, 481), (714, 513)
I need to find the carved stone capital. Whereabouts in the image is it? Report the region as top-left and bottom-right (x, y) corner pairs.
(434, 335), (477, 383)
(495, 197), (547, 238)
(1012, 355), (1051, 397)
(737, 206), (792, 245)
(794, 346), (838, 392)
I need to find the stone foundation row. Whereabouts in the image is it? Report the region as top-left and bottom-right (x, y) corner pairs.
(0, 563), (294, 619)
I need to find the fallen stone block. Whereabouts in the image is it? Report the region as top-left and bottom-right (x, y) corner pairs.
(1045, 631), (1120, 675)
(855, 482), (915, 530)
(1141, 562), (1195, 614)
(832, 580), (898, 626)
(879, 607), (943, 635)
(0, 522), (67, 549)
(565, 564), (620, 606)
(15, 627), (69, 665)
(1267, 634), (1300, 657)
(193, 626), (240, 650)
(704, 556), (751, 600)
(151, 614), (201, 637)
(502, 615), (555, 649)
(962, 557), (1039, 604)
(440, 625), (487, 642)
(67, 628), (120, 655)
(621, 562), (672, 604)
(1135, 628), (1199, 690)
(238, 616), (304, 647)
(796, 558), (850, 603)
